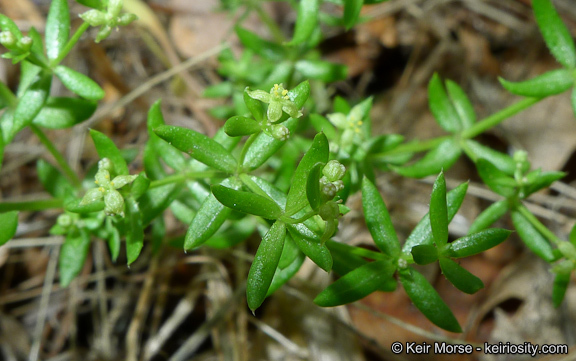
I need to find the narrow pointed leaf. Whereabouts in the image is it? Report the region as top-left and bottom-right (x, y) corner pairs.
(314, 259), (396, 307)
(0, 211), (18, 245)
(463, 140), (515, 174)
(45, 0), (70, 61)
(278, 235), (299, 269)
(403, 182), (468, 253)
(430, 172), (449, 247)
(468, 200), (509, 234)
(449, 228), (512, 257)
(511, 210), (555, 262)
(306, 163), (324, 211)
(244, 89), (264, 122)
(125, 197), (144, 266)
(552, 270), (571, 307)
(343, 0), (363, 30)
(224, 116), (261, 137)
(476, 159), (516, 197)
(294, 60), (347, 82)
(247, 221), (286, 311)
(59, 226), (91, 287)
(185, 178), (240, 249)
(286, 132), (329, 215)
(394, 139), (461, 178)
(499, 69), (573, 97)
(212, 185), (282, 219)
(54, 65), (105, 100)
(235, 26), (285, 61)
(525, 171), (565, 196)
(287, 0), (320, 45)
(33, 97), (97, 129)
(533, 0), (576, 69)
(399, 268), (462, 333)
(105, 217), (120, 262)
(411, 244), (438, 265)
(287, 223), (332, 272)
(90, 129), (129, 175)
(154, 125), (237, 173)
(361, 177), (400, 257)
(37, 159), (74, 198)
(439, 257), (484, 294)
(267, 251), (305, 296)
(429, 74), (460, 132)
(13, 71), (51, 135)
(445, 80), (475, 129)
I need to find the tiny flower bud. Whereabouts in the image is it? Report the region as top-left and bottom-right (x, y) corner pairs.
(559, 241), (576, 260)
(98, 158), (113, 171)
(319, 202), (339, 221)
(80, 187), (104, 205)
(104, 190), (125, 217)
(18, 36), (32, 51)
(79, 9), (107, 26)
(111, 175), (138, 189)
(397, 258), (408, 269)
(270, 124), (290, 141)
(57, 214), (72, 228)
(117, 13), (138, 26)
(0, 31), (16, 47)
(322, 160), (346, 182)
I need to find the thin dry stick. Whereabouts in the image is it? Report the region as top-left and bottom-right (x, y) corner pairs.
(94, 241), (112, 359)
(168, 283), (246, 361)
(248, 317), (309, 358)
(126, 255), (160, 361)
(2, 237), (64, 249)
(28, 246), (60, 361)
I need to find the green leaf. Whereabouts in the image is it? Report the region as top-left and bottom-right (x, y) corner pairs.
(139, 184), (184, 226)
(13, 71), (51, 137)
(286, 133), (329, 216)
(224, 116), (261, 137)
(37, 159), (74, 198)
(65, 197), (104, 214)
(294, 60), (347, 82)
(449, 228), (512, 257)
(203, 82), (233, 98)
(154, 125), (237, 173)
(394, 139), (461, 178)
(185, 178), (239, 249)
(105, 217), (120, 262)
(499, 69), (573, 97)
(306, 163), (324, 211)
(28, 27), (47, 66)
(411, 244), (438, 265)
(445, 80), (476, 129)
(525, 171), (565, 196)
(45, 0), (70, 61)
(403, 181), (468, 254)
(287, 223), (333, 271)
(89, 129), (129, 175)
(130, 174), (150, 199)
(278, 234), (299, 269)
(361, 177), (400, 257)
(476, 159), (517, 197)
(463, 140), (515, 174)
(430, 172), (449, 247)
(309, 114), (337, 140)
(125, 197), (144, 266)
(572, 87), (576, 120)
(429, 73), (461, 133)
(247, 221), (286, 311)
(439, 257), (484, 294)
(267, 251), (305, 296)
(314, 259), (396, 307)
(59, 226), (91, 287)
(54, 65), (105, 100)
(326, 240), (374, 276)
(0, 211), (18, 245)
(552, 270), (571, 307)
(287, 0), (321, 46)
(0, 14), (24, 40)
(75, 0), (104, 10)
(241, 174), (287, 208)
(467, 200), (509, 234)
(212, 185), (283, 219)
(511, 210), (555, 262)
(235, 26), (285, 61)
(343, 0), (363, 30)
(244, 89), (264, 122)
(32, 97), (97, 129)
(146, 102), (187, 172)
(533, 0), (576, 69)
(399, 268), (462, 333)
(17, 60), (41, 97)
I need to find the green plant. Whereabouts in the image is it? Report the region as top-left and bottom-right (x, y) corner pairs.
(1, 0), (575, 336)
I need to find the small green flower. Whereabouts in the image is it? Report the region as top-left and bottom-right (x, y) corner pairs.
(79, 0), (138, 43)
(269, 123), (290, 141)
(327, 98), (371, 151)
(319, 160), (345, 199)
(80, 158), (137, 217)
(246, 84), (303, 123)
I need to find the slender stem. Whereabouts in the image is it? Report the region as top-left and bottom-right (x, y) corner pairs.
(238, 133), (258, 171)
(30, 124), (82, 188)
(0, 81), (17, 107)
(282, 210), (316, 224)
(461, 97), (543, 139)
(254, 6), (285, 43)
(516, 203), (562, 245)
(149, 170), (224, 189)
(50, 22), (90, 68)
(0, 198), (63, 212)
(325, 240), (388, 261)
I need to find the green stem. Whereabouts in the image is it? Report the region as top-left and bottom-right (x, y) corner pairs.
(149, 170), (224, 189)
(254, 6), (285, 44)
(325, 240), (388, 261)
(238, 133), (258, 171)
(30, 124), (82, 189)
(282, 210), (316, 224)
(516, 203), (562, 245)
(377, 136), (450, 157)
(0, 81), (17, 107)
(461, 97), (543, 139)
(50, 22), (90, 68)
(0, 198), (63, 212)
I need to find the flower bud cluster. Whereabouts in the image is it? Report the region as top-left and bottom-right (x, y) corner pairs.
(79, 0), (138, 43)
(320, 160), (346, 198)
